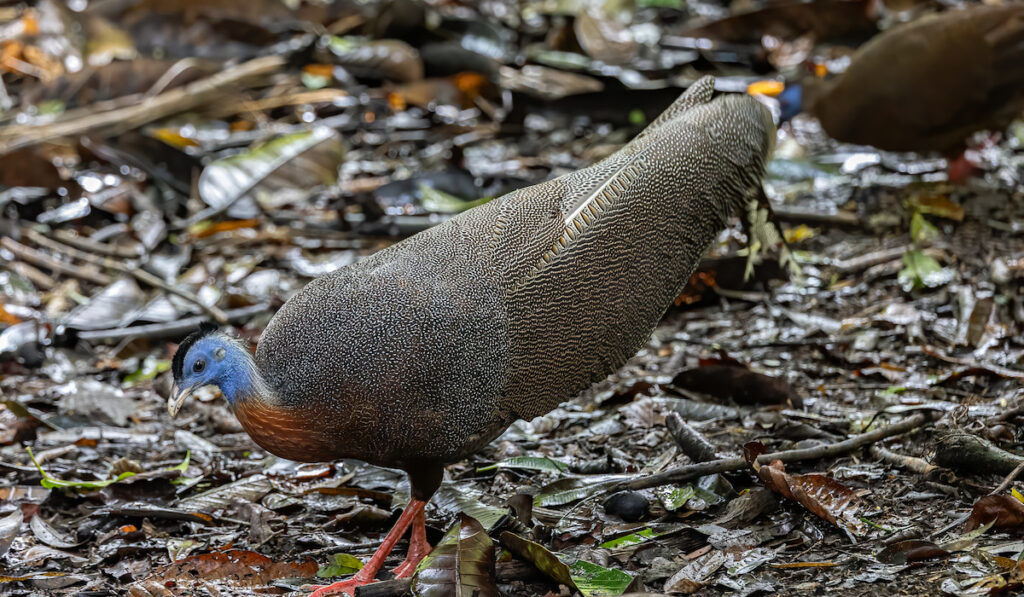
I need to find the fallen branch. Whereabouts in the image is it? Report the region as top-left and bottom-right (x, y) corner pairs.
(76, 304), (270, 343)
(1, 237), (111, 285)
(869, 444), (936, 476)
(933, 431), (1024, 477)
(0, 55), (285, 153)
(624, 412), (936, 491)
(992, 460), (1024, 495)
(24, 230), (228, 324)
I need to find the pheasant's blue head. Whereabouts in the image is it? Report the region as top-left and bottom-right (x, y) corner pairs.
(777, 84), (803, 122)
(168, 324), (257, 416)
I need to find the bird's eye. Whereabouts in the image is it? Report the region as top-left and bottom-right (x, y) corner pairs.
(193, 359), (206, 374)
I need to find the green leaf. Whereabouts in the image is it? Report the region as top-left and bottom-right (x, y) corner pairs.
(599, 528), (657, 549)
(317, 553), (364, 578)
(431, 485), (509, 532)
(500, 532), (634, 597)
(27, 447), (135, 490)
(568, 560), (634, 596)
(412, 514), (498, 597)
(534, 486), (594, 507)
(301, 72), (332, 90)
(477, 457), (569, 473)
(898, 249), (951, 292)
(418, 183), (492, 214)
(637, 0), (684, 8)
(659, 486), (695, 512)
(196, 127), (345, 219)
(533, 476), (620, 507)
(909, 212), (938, 243)
(123, 356), (171, 386)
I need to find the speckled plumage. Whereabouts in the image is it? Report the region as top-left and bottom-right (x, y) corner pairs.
(230, 76), (773, 497)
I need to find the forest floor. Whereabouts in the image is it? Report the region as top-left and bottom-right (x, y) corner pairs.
(2, 1), (1024, 596)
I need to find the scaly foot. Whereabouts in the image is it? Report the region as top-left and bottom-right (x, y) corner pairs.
(306, 577), (368, 597)
(391, 507), (432, 578)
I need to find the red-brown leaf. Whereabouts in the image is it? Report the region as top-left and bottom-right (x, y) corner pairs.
(965, 495), (1024, 532)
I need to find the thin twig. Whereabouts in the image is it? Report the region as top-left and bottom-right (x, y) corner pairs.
(0, 259), (56, 290)
(869, 445), (936, 476)
(1, 237), (111, 285)
(624, 412), (936, 490)
(23, 229), (228, 324)
(991, 460), (1024, 495)
(51, 229), (142, 259)
(0, 55), (286, 153)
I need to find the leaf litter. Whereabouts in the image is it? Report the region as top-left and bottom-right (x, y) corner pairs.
(1, 0), (1024, 595)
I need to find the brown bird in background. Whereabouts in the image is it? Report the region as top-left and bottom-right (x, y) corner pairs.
(775, 4), (1024, 159)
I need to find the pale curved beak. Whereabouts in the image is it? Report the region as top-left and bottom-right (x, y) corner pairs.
(168, 382), (197, 418)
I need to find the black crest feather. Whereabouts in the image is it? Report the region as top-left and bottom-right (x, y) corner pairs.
(172, 322), (218, 382)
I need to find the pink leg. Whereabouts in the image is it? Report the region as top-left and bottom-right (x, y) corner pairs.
(391, 507), (431, 578)
(307, 498), (427, 597)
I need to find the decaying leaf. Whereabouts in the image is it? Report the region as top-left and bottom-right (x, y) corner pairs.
(743, 442), (862, 534)
(0, 509), (23, 559)
(965, 495), (1024, 532)
(326, 37), (424, 82)
(412, 514), (498, 597)
(500, 532), (634, 597)
(197, 127), (345, 219)
(664, 549), (725, 594)
(477, 456), (569, 473)
(876, 540), (948, 565)
(146, 549), (317, 585)
(672, 365), (800, 408)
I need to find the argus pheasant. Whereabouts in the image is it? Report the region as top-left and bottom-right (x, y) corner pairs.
(778, 4), (1024, 155)
(168, 75), (775, 596)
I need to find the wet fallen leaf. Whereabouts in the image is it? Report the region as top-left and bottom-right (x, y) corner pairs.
(326, 37), (424, 82)
(432, 485), (508, 532)
(498, 64), (603, 100)
(197, 127), (345, 220)
(672, 365), (800, 408)
(876, 540), (948, 564)
(412, 513), (498, 597)
(478, 456), (569, 473)
(965, 495), (1024, 532)
(177, 474), (273, 513)
(574, 9), (637, 64)
(664, 549), (725, 594)
(500, 532), (634, 597)
(744, 443), (862, 534)
(30, 514), (84, 548)
(0, 509), (23, 558)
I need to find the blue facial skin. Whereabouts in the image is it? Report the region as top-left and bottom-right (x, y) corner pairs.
(777, 84), (803, 122)
(177, 337), (253, 404)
